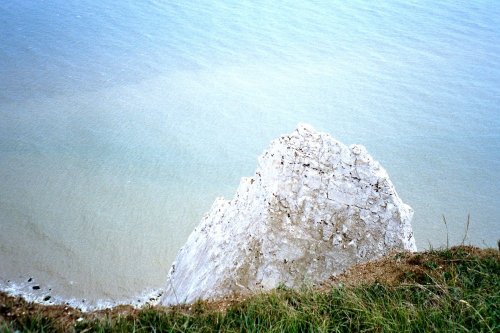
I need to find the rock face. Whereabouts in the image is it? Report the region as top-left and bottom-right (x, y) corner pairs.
(161, 124), (416, 305)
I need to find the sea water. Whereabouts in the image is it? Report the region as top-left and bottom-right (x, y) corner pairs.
(0, 0), (499, 307)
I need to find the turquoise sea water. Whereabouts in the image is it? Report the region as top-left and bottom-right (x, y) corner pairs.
(1, 1), (499, 306)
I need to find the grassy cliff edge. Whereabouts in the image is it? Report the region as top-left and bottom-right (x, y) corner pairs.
(1, 246), (498, 332)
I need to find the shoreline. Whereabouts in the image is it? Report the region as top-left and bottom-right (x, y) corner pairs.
(0, 281), (164, 313)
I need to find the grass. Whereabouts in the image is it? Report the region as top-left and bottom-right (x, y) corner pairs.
(1, 246), (498, 332)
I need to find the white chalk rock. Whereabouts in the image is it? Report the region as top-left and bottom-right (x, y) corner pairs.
(161, 124), (416, 305)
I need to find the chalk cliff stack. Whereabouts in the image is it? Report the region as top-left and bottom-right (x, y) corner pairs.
(161, 124), (416, 305)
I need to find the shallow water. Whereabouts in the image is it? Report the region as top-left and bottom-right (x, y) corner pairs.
(0, 0), (499, 307)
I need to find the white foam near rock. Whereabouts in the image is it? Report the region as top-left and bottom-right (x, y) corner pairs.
(161, 124), (416, 305)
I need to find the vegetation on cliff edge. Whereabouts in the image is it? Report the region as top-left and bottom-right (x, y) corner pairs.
(1, 245), (498, 332)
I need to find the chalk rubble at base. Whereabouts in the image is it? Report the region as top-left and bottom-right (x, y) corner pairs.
(161, 124), (416, 305)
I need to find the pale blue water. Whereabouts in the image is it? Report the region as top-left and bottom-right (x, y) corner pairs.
(0, 0), (499, 305)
